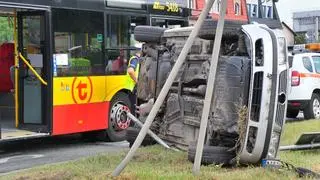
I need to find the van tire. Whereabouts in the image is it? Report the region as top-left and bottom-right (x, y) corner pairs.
(303, 93), (320, 119)
(106, 92), (132, 142)
(134, 26), (166, 43)
(286, 109), (299, 118)
(125, 127), (156, 147)
(187, 141), (236, 165)
(198, 19), (243, 40)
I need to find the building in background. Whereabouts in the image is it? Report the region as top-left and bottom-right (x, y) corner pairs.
(189, 0), (281, 29)
(188, 0), (248, 25)
(282, 22), (296, 46)
(293, 10), (320, 43)
(246, 0), (282, 29)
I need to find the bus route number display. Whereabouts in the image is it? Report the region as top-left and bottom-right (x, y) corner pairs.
(152, 1), (180, 13)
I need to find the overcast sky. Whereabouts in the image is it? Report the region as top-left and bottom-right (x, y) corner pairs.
(276, 0), (320, 28)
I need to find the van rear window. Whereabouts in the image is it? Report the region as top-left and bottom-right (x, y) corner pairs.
(312, 56), (320, 73)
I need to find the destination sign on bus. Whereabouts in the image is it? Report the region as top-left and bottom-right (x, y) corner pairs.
(147, 0), (188, 16)
(152, 1), (179, 13)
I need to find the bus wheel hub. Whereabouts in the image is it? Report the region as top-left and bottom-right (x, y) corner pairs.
(111, 103), (131, 130)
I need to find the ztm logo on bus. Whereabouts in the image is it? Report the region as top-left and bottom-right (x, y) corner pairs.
(71, 77), (93, 104)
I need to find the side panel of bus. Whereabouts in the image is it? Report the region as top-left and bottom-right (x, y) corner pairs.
(52, 76), (129, 135)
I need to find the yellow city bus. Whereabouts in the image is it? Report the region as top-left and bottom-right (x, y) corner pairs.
(0, 0), (189, 142)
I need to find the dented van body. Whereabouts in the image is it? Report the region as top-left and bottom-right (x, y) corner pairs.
(132, 21), (288, 164)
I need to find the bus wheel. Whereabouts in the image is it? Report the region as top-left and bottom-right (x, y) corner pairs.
(107, 92), (132, 142)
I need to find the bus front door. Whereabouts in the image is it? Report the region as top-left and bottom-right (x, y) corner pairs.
(17, 11), (51, 132)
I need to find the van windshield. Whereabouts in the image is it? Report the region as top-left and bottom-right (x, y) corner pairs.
(312, 56), (320, 73)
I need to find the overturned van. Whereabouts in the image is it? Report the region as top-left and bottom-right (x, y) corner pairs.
(127, 19), (289, 166)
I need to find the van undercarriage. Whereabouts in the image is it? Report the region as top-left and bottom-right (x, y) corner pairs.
(129, 22), (288, 165)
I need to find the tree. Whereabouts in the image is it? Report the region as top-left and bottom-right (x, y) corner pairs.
(295, 34), (306, 44)
(0, 17), (13, 43)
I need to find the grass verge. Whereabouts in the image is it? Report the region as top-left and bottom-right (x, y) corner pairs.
(280, 119), (320, 145)
(1, 120), (319, 180)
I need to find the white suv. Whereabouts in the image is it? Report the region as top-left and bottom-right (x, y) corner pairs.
(287, 52), (320, 119)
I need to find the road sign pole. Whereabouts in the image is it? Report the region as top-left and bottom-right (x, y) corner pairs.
(192, 0), (228, 175)
(112, 0), (217, 176)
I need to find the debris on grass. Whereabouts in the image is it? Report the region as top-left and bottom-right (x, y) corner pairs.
(234, 104), (249, 165)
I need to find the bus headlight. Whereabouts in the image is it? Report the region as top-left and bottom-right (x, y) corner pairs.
(278, 37), (286, 65)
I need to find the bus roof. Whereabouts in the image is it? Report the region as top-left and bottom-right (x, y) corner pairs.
(0, 0), (106, 11)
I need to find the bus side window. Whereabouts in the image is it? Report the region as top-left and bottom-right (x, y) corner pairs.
(105, 49), (128, 75)
(52, 9), (104, 77)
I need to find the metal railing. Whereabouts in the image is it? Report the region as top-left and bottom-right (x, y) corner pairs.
(18, 53), (47, 86)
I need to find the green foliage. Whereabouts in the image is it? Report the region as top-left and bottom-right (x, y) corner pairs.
(295, 34), (306, 44)
(70, 58), (90, 67)
(70, 58), (91, 75)
(0, 16), (13, 43)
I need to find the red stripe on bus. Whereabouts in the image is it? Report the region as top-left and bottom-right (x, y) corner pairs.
(52, 102), (110, 135)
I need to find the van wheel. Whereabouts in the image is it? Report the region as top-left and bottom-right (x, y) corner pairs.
(106, 92), (132, 142)
(286, 109), (299, 118)
(303, 93), (320, 119)
(187, 141), (236, 166)
(134, 26), (166, 43)
(125, 127), (156, 147)
(198, 19), (243, 40)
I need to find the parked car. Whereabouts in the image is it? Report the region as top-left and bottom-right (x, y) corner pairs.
(287, 52), (320, 119)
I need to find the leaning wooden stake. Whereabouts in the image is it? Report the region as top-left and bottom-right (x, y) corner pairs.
(192, 0), (228, 175)
(112, 0), (216, 176)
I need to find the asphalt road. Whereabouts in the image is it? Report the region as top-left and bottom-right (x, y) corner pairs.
(0, 135), (129, 174)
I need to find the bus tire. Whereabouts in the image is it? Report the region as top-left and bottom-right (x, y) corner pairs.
(134, 26), (166, 43)
(82, 130), (106, 142)
(106, 92), (132, 142)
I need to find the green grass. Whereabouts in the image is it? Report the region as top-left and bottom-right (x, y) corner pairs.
(280, 119), (320, 145)
(1, 120), (320, 180)
(0, 146), (303, 180)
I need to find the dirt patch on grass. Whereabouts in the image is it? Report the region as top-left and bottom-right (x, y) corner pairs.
(15, 170), (73, 180)
(168, 153), (188, 164)
(312, 164), (320, 172)
(106, 172), (138, 180)
(132, 151), (163, 162)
